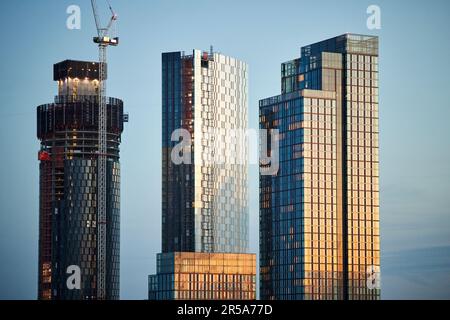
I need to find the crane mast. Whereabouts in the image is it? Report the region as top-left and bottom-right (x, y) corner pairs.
(90, 0), (118, 300)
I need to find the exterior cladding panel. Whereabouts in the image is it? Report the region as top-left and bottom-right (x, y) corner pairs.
(58, 159), (98, 299)
(161, 52), (195, 253)
(53, 159), (120, 300)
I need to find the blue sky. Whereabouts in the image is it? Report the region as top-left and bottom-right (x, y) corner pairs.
(0, 0), (449, 300)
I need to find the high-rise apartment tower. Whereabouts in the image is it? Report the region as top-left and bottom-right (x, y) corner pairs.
(259, 34), (380, 300)
(149, 50), (256, 300)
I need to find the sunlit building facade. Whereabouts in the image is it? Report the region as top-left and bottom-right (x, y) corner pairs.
(149, 253), (256, 300)
(149, 50), (256, 300)
(260, 34), (380, 300)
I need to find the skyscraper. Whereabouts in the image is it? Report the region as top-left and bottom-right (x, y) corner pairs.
(37, 60), (125, 300)
(259, 34), (380, 300)
(149, 50), (256, 300)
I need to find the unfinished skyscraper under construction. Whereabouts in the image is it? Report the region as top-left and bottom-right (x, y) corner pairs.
(37, 60), (126, 300)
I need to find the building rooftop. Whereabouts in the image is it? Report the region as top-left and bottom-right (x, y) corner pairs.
(301, 33), (379, 57)
(53, 60), (103, 81)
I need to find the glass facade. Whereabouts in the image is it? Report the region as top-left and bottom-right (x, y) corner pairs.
(260, 34), (380, 300)
(149, 253), (256, 300)
(151, 50), (255, 300)
(162, 50), (248, 254)
(37, 60), (124, 300)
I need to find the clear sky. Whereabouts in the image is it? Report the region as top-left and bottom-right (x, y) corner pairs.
(0, 0), (449, 300)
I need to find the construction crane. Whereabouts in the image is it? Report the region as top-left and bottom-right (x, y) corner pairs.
(90, 0), (118, 300)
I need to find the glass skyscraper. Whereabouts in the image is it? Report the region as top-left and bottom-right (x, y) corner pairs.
(37, 60), (125, 300)
(149, 50), (256, 300)
(259, 34), (380, 300)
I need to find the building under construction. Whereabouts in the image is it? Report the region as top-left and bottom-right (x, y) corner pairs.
(37, 60), (125, 300)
